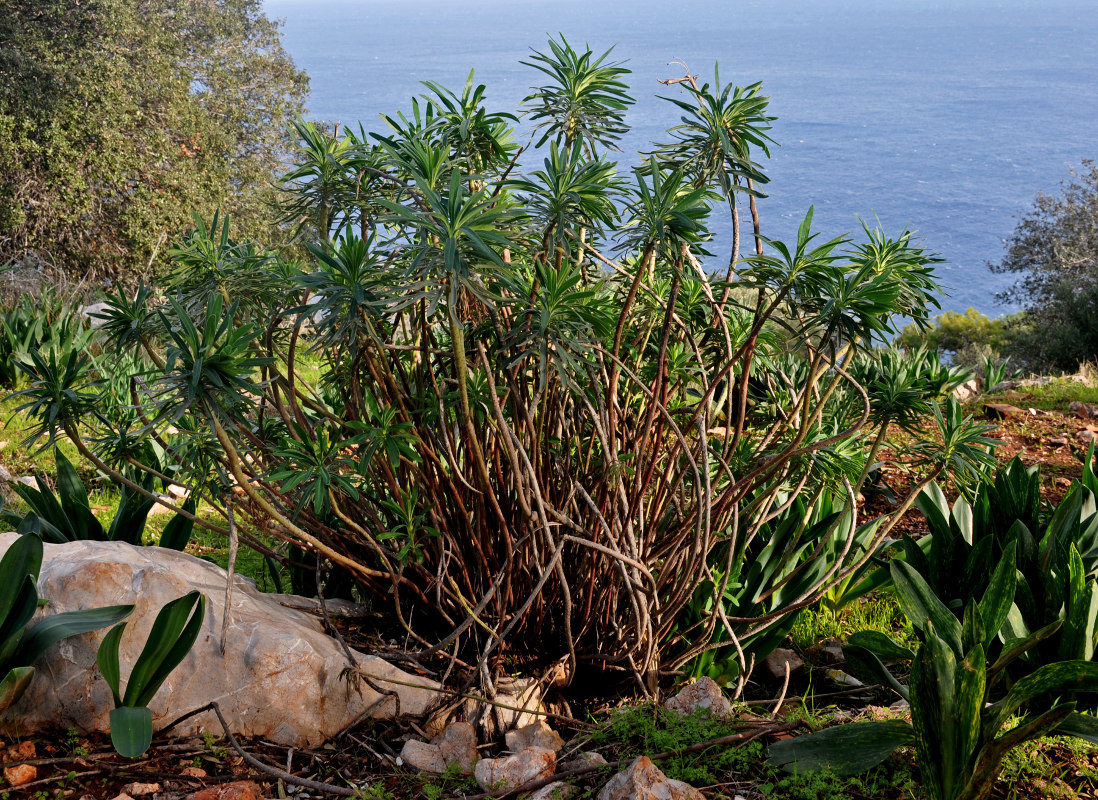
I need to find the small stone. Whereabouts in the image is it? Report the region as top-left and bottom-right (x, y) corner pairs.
(122, 782), (162, 796)
(400, 721), (478, 774)
(1048, 436), (1070, 447)
(14, 475), (42, 491)
(474, 747), (556, 792)
(989, 380), (1019, 393)
(1070, 401), (1098, 419)
(3, 763), (37, 786)
(1079, 430), (1097, 445)
(3, 740), (35, 761)
(597, 756), (703, 800)
(529, 781), (576, 800)
(506, 720), (565, 753)
(183, 781), (264, 800)
(0, 464), (11, 483)
(953, 379), (979, 403)
(181, 766), (208, 778)
(662, 677), (733, 719)
(111, 794), (136, 800)
(806, 638), (844, 665)
(561, 751), (608, 770)
(762, 648), (804, 681)
(824, 668), (866, 688)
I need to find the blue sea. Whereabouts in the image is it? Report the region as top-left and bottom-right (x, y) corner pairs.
(262, 0), (1098, 316)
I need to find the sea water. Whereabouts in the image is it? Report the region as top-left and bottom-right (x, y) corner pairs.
(262, 0), (1098, 315)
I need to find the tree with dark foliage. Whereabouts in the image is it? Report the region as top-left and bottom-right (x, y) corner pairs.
(0, 0), (308, 282)
(992, 161), (1098, 370)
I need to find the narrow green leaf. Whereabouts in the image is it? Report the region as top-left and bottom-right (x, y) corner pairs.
(96, 623), (127, 706)
(0, 576), (39, 665)
(842, 644), (910, 702)
(955, 645), (986, 768)
(1053, 711), (1098, 745)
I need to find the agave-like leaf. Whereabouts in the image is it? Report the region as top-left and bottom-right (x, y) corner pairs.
(768, 720), (914, 776)
(984, 660), (1098, 739)
(846, 630), (915, 662)
(910, 634), (961, 800)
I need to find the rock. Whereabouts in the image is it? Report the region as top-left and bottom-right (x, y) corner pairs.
(400, 721), (479, 774)
(2, 762), (36, 786)
(762, 648), (804, 681)
(984, 402), (1025, 419)
(14, 475), (42, 491)
(465, 675), (546, 739)
(823, 668), (866, 688)
(806, 638), (844, 666)
(0, 464), (11, 483)
(989, 380), (1020, 393)
(530, 782), (576, 800)
(121, 783), (162, 796)
(1070, 401), (1098, 419)
(474, 747), (556, 792)
(181, 766), (208, 778)
(953, 379), (979, 403)
(506, 720), (565, 753)
(1048, 436), (1070, 447)
(597, 756), (704, 800)
(184, 782), (264, 800)
(0, 534), (439, 747)
(561, 751), (608, 770)
(79, 302), (112, 326)
(3, 740), (35, 761)
(110, 794), (136, 800)
(662, 677), (733, 719)
(1079, 429), (1097, 445)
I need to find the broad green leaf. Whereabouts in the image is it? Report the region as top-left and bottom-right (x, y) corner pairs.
(978, 547), (1016, 648)
(158, 496), (197, 552)
(891, 559), (963, 657)
(1060, 545), (1098, 661)
(123, 591), (206, 708)
(54, 448), (104, 540)
(1053, 711), (1098, 745)
(768, 720), (914, 776)
(109, 705), (153, 758)
(955, 645), (986, 768)
(17, 604), (133, 666)
(846, 630), (915, 662)
(0, 666), (34, 713)
(989, 618), (1063, 685)
(910, 634), (958, 800)
(986, 660), (1098, 738)
(0, 576), (39, 666)
(0, 534), (42, 621)
(842, 644), (910, 702)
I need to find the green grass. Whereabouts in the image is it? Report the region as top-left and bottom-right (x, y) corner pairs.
(988, 374), (1098, 412)
(790, 595), (917, 655)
